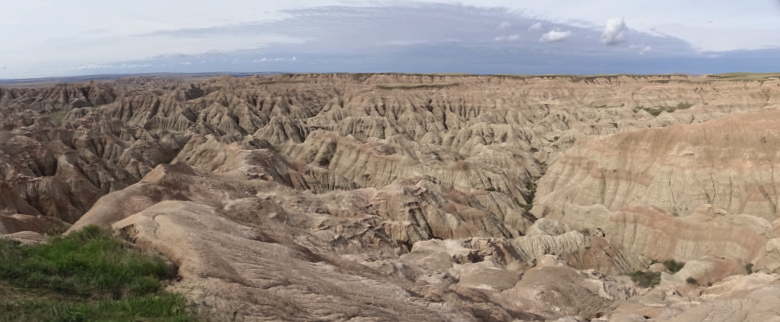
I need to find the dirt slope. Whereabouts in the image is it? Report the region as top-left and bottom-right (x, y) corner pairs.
(2, 73), (780, 321)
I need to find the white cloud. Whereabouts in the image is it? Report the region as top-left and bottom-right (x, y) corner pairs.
(382, 40), (429, 46)
(76, 63), (152, 70)
(1, 0), (780, 78)
(251, 56), (298, 63)
(629, 44), (653, 55)
(601, 18), (627, 45)
(494, 34), (520, 42)
(539, 30), (572, 43)
(4, 2), (766, 78)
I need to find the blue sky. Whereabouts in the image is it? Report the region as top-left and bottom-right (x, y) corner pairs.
(1, 1), (779, 78)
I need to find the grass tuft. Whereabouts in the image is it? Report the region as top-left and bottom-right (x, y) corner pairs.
(0, 293), (191, 322)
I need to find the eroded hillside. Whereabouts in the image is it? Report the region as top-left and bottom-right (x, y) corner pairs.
(2, 73), (780, 321)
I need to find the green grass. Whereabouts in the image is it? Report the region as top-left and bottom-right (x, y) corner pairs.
(48, 110), (68, 125)
(0, 293), (191, 322)
(0, 226), (195, 322)
(375, 83), (460, 90)
(708, 73), (780, 81)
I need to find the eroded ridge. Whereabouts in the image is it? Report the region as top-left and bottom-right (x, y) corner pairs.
(2, 73), (780, 321)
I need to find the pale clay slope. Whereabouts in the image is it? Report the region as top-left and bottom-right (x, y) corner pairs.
(533, 109), (780, 267)
(2, 74), (780, 320)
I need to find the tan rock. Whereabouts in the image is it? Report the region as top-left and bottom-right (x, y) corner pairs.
(112, 200), (516, 321)
(756, 238), (780, 273)
(661, 256), (743, 287)
(1, 231), (46, 245)
(0, 213), (68, 234)
(534, 108), (780, 221)
(610, 274), (780, 322)
(5, 74), (780, 320)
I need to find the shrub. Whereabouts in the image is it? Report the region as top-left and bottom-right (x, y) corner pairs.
(676, 102), (693, 110)
(686, 277), (699, 285)
(745, 263), (754, 274)
(662, 259), (685, 273)
(628, 271), (661, 288)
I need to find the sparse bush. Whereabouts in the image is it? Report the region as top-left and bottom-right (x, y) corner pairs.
(662, 259), (685, 273)
(676, 102), (693, 110)
(628, 271), (661, 288)
(745, 263), (754, 274)
(686, 277), (699, 285)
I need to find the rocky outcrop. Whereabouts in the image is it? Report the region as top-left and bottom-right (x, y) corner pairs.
(0, 213), (68, 235)
(112, 200), (535, 321)
(534, 109), (780, 220)
(4, 74), (779, 228)
(533, 110), (780, 267)
(4, 73), (780, 320)
(608, 273), (780, 322)
(0, 231), (46, 245)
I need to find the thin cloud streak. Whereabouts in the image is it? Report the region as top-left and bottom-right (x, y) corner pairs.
(540, 30), (572, 43)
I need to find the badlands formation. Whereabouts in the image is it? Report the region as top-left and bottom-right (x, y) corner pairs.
(2, 73), (780, 321)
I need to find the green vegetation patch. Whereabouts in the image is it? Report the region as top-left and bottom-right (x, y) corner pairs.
(708, 73), (780, 81)
(628, 271), (661, 288)
(375, 83), (460, 90)
(662, 259), (685, 273)
(48, 110), (69, 125)
(0, 292), (191, 322)
(0, 226), (195, 322)
(633, 102), (693, 116)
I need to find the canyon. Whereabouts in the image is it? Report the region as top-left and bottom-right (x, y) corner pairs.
(2, 73), (780, 321)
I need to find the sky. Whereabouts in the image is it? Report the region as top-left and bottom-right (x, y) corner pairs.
(1, 0), (779, 78)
